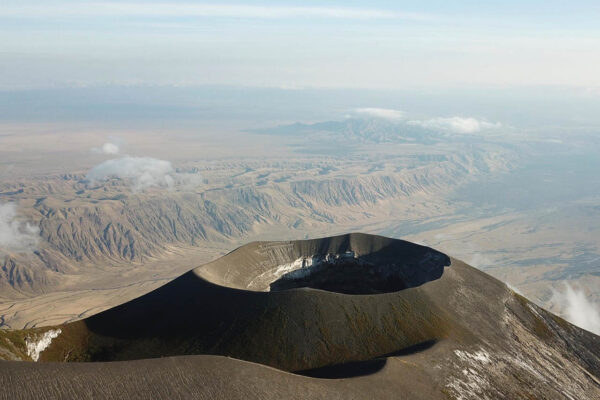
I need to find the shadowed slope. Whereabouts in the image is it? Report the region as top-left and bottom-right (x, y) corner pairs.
(0, 351), (454, 400)
(40, 234), (453, 371)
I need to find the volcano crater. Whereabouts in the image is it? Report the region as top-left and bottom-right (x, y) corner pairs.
(268, 250), (449, 294)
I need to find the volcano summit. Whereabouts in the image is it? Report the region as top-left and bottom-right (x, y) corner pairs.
(0, 233), (599, 399)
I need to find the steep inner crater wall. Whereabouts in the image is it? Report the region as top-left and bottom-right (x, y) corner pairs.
(199, 234), (452, 293)
(268, 250), (449, 294)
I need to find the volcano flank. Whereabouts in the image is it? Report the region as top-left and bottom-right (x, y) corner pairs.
(0, 233), (599, 399)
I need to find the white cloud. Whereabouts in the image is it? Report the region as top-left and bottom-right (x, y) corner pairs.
(551, 284), (600, 335)
(91, 137), (124, 155)
(0, 3), (431, 21)
(86, 156), (201, 191)
(0, 203), (39, 254)
(408, 117), (502, 134)
(353, 108), (406, 121)
(92, 142), (120, 155)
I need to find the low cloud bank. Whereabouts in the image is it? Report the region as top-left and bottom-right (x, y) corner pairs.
(0, 203), (39, 254)
(551, 284), (600, 335)
(86, 156), (201, 191)
(408, 117), (502, 134)
(353, 108), (406, 121)
(350, 107), (502, 134)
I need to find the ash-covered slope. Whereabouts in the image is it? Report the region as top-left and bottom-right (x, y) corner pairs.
(35, 234), (454, 370)
(1, 233), (599, 399)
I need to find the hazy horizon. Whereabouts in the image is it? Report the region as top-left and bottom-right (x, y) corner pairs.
(2, 1), (600, 90)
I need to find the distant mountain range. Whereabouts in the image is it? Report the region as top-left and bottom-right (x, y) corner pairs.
(252, 118), (452, 145)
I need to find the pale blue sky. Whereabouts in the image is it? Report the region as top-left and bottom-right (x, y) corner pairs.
(1, 1), (600, 90)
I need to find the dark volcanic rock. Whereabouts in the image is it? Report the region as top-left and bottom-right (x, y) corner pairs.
(0, 233), (599, 399)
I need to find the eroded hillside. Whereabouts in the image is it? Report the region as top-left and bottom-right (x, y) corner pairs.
(0, 145), (519, 299)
